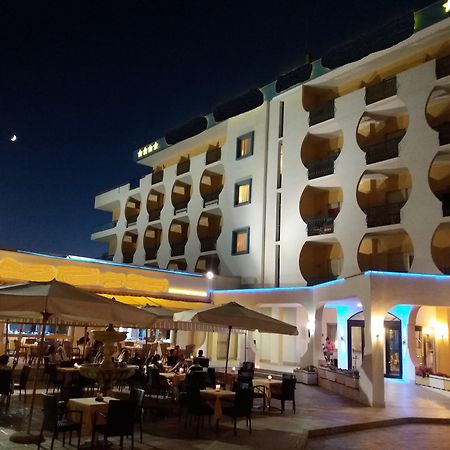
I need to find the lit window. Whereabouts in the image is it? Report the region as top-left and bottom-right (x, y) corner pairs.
(234, 179), (252, 206)
(232, 227), (250, 255)
(236, 131), (254, 159)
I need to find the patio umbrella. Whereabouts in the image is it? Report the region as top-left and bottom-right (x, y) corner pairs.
(0, 280), (160, 442)
(173, 301), (298, 373)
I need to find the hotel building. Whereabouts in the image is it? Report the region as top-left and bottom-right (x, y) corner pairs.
(3, 2), (449, 407)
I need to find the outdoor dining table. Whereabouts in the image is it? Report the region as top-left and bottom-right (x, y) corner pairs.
(215, 371), (238, 389)
(200, 388), (235, 421)
(57, 366), (80, 386)
(160, 372), (186, 387)
(253, 377), (282, 401)
(67, 396), (119, 436)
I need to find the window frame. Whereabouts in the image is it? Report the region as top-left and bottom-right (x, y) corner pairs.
(236, 131), (254, 160)
(231, 227), (250, 255)
(234, 178), (252, 207)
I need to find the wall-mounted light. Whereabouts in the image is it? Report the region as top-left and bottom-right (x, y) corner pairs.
(306, 321), (314, 338)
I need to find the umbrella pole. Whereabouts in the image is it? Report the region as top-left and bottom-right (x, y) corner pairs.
(224, 325), (232, 375)
(10, 311), (51, 444)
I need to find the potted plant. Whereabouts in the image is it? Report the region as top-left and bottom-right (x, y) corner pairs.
(294, 365), (318, 385)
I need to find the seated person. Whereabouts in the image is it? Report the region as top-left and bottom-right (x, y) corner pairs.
(55, 345), (70, 363)
(0, 354), (13, 406)
(77, 332), (90, 346)
(117, 348), (131, 363)
(129, 350), (145, 367)
(148, 354), (164, 372)
(193, 350), (210, 368)
(46, 345), (58, 364)
(166, 348), (178, 367)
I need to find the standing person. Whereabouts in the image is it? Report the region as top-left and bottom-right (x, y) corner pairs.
(324, 337), (336, 365)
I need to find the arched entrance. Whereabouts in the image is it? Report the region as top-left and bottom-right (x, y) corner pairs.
(348, 311), (402, 379)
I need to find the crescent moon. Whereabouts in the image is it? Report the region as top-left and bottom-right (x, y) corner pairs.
(10, 135), (17, 142)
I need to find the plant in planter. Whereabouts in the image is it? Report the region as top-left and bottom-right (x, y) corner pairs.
(294, 365), (318, 385)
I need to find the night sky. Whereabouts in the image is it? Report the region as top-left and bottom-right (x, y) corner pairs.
(0, 0), (436, 258)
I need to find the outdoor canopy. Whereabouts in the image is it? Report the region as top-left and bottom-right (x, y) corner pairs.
(173, 301), (299, 373)
(0, 280), (159, 328)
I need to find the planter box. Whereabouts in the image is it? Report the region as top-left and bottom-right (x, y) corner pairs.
(325, 370), (336, 382)
(345, 377), (359, 389)
(335, 373), (347, 385)
(445, 378), (450, 391)
(318, 367), (328, 379)
(415, 376), (430, 387)
(429, 375), (445, 390)
(294, 369), (318, 385)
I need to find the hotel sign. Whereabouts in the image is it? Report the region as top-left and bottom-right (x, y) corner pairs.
(137, 141), (159, 158)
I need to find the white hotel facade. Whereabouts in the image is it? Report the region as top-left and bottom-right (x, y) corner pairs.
(91, 3), (450, 406)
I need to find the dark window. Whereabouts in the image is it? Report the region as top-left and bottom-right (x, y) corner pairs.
(232, 227), (250, 255)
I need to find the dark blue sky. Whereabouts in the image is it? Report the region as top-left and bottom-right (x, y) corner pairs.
(0, 0), (435, 258)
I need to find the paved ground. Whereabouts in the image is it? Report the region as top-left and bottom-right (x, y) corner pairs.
(1, 377), (450, 449)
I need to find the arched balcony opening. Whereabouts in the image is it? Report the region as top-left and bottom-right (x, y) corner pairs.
(143, 225), (162, 261)
(125, 195), (141, 227)
(167, 259), (187, 271)
(358, 229), (413, 273)
(197, 209), (223, 252)
(357, 169), (411, 228)
(300, 186), (342, 236)
(147, 187), (165, 222)
(177, 156), (190, 176)
(301, 126), (343, 180)
(205, 145), (222, 165)
(429, 151), (450, 216)
(101, 236), (117, 261)
(299, 240), (343, 286)
(121, 230), (138, 264)
(195, 254), (220, 274)
(357, 105), (408, 164)
(171, 178), (192, 215)
(431, 223), (450, 275)
(199, 166), (224, 208)
(168, 218), (189, 257)
(425, 85), (450, 146)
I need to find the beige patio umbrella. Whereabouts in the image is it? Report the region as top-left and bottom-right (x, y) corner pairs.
(173, 301), (299, 373)
(0, 280), (160, 443)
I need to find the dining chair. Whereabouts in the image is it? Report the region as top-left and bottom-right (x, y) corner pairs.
(129, 387), (145, 443)
(0, 369), (13, 411)
(222, 388), (253, 435)
(184, 386), (213, 435)
(13, 364), (31, 402)
(38, 393), (82, 450)
(270, 374), (296, 414)
(91, 399), (135, 450)
(146, 366), (171, 399)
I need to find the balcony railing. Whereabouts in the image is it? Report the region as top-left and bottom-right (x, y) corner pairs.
(171, 243), (186, 257)
(306, 274), (337, 286)
(206, 147), (221, 165)
(203, 192), (220, 208)
(92, 220), (117, 234)
(126, 213), (139, 227)
(307, 151), (340, 180)
(442, 195), (450, 216)
(365, 133), (404, 164)
(306, 216), (335, 236)
(309, 100), (335, 126)
(152, 170), (163, 184)
(438, 122), (450, 146)
(148, 210), (161, 222)
(145, 248), (158, 260)
(365, 77), (397, 105)
(177, 159), (190, 176)
(200, 239), (217, 252)
(436, 54), (450, 79)
(366, 201), (405, 228)
(122, 252), (135, 264)
(173, 201), (188, 215)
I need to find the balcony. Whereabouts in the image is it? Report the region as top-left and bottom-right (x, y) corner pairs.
(366, 202), (405, 228)
(307, 152), (339, 180)
(177, 159), (190, 176)
(152, 170), (164, 185)
(174, 201), (188, 215)
(442, 195), (450, 216)
(203, 193), (220, 208)
(145, 248), (158, 261)
(306, 216), (335, 236)
(148, 210), (161, 222)
(126, 214), (139, 227)
(436, 54), (450, 79)
(206, 147), (221, 165)
(92, 220), (117, 234)
(365, 77), (397, 105)
(365, 133), (404, 164)
(437, 122), (450, 146)
(309, 100), (335, 126)
(200, 239), (217, 252)
(171, 243), (185, 257)
(122, 252), (134, 264)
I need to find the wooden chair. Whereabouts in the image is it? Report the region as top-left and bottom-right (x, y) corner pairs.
(129, 388), (145, 443)
(270, 374), (296, 414)
(222, 388), (253, 435)
(13, 339), (27, 364)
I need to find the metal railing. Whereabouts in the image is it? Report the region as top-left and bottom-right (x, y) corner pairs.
(126, 214), (139, 227)
(200, 239), (217, 252)
(92, 220), (118, 234)
(145, 248), (158, 260)
(171, 243), (186, 257)
(365, 134), (404, 164)
(176, 159), (190, 176)
(148, 210), (161, 222)
(306, 274), (337, 286)
(122, 252), (135, 264)
(152, 170), (164, 184)
(173, 201), (188, 215)
(309, 100), (335, 126)
(442, 196), (450, 216)
(307, 151), (340, 180)
(438, 122), (450, 146)
(203, 193), (220, 208)
(206, 147), (221, 165)
(306, 216), (335, 236)
(366, 201), (405, 228)
(365, 77), (397, 105)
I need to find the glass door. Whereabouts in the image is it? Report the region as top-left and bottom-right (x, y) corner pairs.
(347, 320), (364, 370)
(385, 321), (402, 378)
